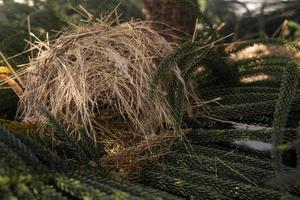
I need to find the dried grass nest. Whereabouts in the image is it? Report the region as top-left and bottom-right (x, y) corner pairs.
(20, 18), (179, 170)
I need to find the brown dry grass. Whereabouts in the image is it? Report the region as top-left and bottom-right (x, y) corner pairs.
(101, 131), (180, 179)
(19, 17), (180, 171)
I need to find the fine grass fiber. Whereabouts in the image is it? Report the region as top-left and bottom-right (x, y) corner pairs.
(19, 16), (178, 171)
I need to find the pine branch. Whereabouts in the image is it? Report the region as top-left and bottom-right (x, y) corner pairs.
(69, 173), (142, 200)
(200, 86), (280, 98)
(77, 126), (105, 162)
(0, 125), (40, 167)
(174, 144), (276, 171)
(31, 180), (69, 200)
(40, 107), (88, 164)
(214, 93), (278, 105)
(88, 175), (181, 200)
(227, 39), (292, 54)
(141, 161), (287, 200)
(297, 122), (300, 169)
(188, 128), (297, 144)
(52, 174), (111, 199)
(165, 153), (274, 185)
(0, 141), (30, 177)
(0, 141), (35, 200)
(272, 59), (300, 194)
(141, 169), (228, 199)
(15, 133), (75, 172)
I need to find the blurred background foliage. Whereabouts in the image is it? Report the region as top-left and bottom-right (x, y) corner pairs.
(0, 0), (299, 65)
(0, 0), (142, 65)
(202, 0), (300, 40)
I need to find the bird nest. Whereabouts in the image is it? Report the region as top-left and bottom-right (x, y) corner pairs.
(20, 18), (178, 171)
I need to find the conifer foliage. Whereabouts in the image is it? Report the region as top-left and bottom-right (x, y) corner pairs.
(0, 112), (182, 199)
(0, 0), (300, 199)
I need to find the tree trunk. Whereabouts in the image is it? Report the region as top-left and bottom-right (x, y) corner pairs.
(142, 0), (199, 44)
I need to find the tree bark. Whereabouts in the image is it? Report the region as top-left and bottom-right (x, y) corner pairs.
(142, 0), (199, 44)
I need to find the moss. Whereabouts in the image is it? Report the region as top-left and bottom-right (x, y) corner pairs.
(0, 119), (38, 134)
(0, 176), (10, 186)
